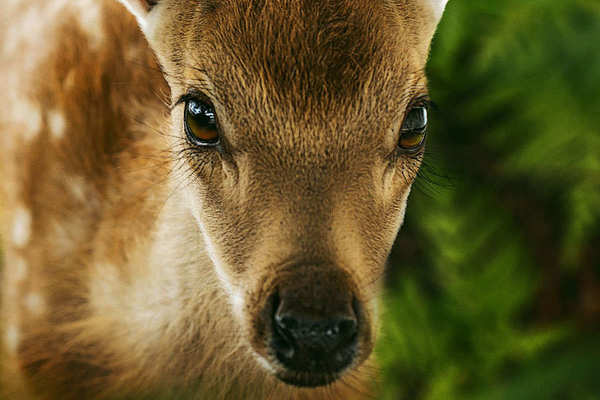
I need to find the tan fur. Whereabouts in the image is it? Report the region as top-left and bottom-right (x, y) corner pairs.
(0, 0), (446, 398)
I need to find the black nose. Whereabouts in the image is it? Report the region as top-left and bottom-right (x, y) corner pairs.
(271, 296), (359, 374)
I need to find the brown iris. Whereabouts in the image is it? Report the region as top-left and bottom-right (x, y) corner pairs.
(398, 106), (427, 151)
(184, 99), (220, 145)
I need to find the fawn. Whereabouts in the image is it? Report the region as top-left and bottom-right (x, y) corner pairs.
(0, 0), (448, 398)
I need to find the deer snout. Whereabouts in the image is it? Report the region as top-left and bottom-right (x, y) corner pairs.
(261, 266), (362, 384)
(271, 295), (359, 376)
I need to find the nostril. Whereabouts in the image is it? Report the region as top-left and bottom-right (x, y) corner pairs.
(276, 315), (298, 332)
(337, 318), (358, 340)
(272, 317), (296, 360)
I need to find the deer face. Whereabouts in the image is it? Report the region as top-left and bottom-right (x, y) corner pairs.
(121, 0), (447, 388)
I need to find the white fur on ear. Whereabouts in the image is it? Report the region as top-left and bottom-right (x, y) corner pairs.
(427, 0), (449, 20)
(117, 0), (157, 29)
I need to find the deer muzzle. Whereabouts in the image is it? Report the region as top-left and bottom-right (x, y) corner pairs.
(255, 264), (368, 387)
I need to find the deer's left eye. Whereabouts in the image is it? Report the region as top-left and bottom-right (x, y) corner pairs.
(398, 106), (427, 151)
(184, 99), (220, 146)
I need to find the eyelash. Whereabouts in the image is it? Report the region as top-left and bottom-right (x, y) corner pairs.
(173, 92), (204, 110)
(409, 95), (433, 110)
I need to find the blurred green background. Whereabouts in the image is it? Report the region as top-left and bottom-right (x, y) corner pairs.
(378, 0), (600, 399)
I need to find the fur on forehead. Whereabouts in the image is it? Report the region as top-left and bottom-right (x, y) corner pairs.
(155, 1), (431, 123)
(130, 0), (447, 124)
(119, 0), (448, 28)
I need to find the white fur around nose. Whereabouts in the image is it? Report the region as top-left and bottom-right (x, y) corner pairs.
(427, 0), (449, 20)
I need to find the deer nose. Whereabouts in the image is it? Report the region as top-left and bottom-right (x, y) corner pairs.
(271, 295), (359, 374)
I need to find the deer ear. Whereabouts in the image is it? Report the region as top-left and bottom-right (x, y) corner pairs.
(417, 0), (448, 57)
(117, 0), (159, 29)
(426, 0), (449, 22)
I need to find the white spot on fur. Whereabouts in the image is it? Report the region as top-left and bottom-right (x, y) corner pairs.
(48, 110), (66, 139)
(11, 98), (42, 140)
(12, 206), (32, 248)
(25, 292), (46, 316)
(5, 325), (19, 354)
(14, 257), (29, 282)
(77, 0), (105, 47)
(3, 0), (105, 73)
(7, 6), (51, 74)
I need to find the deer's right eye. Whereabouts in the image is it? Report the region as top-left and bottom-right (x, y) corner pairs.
(184, 99), (220, 146)
(398, 106), (428, 152)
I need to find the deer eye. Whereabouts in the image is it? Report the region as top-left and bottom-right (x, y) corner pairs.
(184, 98), (220, 146)
(398, 106), (427, 151)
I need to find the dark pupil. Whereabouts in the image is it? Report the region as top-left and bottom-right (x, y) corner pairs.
(188, 101), (216, 126)
(403, 107), (427, 132)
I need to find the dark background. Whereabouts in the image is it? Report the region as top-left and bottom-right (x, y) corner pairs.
(379, 1), (600, 398)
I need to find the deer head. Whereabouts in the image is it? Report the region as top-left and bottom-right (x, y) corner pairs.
(118, 0), (448, 388)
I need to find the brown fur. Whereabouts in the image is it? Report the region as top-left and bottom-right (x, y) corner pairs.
(0, 0), (446, 398)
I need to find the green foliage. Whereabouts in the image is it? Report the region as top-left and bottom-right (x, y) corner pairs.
(379, 0), (600, 398)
